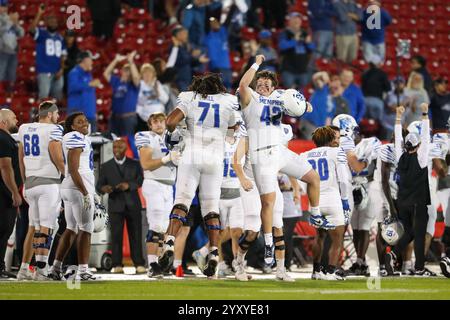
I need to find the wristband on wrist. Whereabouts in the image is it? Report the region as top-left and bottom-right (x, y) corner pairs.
(161, 154), (170, 164)
(251, 63), (259, 71)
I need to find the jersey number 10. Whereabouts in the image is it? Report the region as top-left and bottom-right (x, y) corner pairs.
(23, 134), (40, 156)
(308, 158), (329, 181)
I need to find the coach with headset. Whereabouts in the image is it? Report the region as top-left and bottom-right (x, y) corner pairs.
(385, 103), (435, 276)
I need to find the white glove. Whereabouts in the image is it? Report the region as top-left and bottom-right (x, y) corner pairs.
(340, 136), (355, 153)
(82, 194), (91, 214)
(162, 150), (181, 164)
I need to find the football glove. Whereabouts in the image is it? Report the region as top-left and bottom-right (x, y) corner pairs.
(342, 199), (351, 225)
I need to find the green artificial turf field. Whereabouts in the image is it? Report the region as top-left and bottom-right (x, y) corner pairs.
(1, 278), (449, 300)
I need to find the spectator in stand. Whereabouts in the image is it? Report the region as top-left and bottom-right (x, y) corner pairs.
(149, 0), (179, 25)
(256, 30), (278, 73)
(404, 72), (430, 125)
(307, 0), (337, 60)
(67, 51), (101, 132)
(333, 0), (362, 64)
(360, 0), (392, 64)
(326, 75), (351, 123)
(103, 51), (141, 137)
(0, 3), (24, 93)
(152, 58), (178, 113)
(361, 59), (391, 122)
(410, 55), (433, 95)
(340, 69), (366, 123)
(278, 12), (315, 90)
(181, 0), (222, 48)
(430, 78), (450, 131)
(166, 26), (209, 91)
(87, 0), (122, 41)
(30, 5), (67, 101)
(203, 17), (232, 89)
(136, 63), (170, 132)
(383, 76), (408, 139)
(63, 30), (81, 94)
(220, 0), (248, 51)
(300, 71), (332, 139)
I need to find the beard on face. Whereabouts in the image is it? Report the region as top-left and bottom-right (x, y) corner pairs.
(9, 125), (18, 134)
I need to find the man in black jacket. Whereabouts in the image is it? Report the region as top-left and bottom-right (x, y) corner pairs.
(386, 103), (436, 276)
(361, 60), (391, 122)
(97, 139), (145, 273)
(0, 109), (22, 279)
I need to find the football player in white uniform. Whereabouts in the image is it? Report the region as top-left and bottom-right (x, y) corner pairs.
(347, 135), (381, 276)
(238, 55), (328, 267)
(49, 112), (96, 281)
(304, 127), (352, 280)
(135, 112), (180, 278)
(231, 122), (295, 282)
(16, 101), (65, 281)
(217, 129), (244, 278)
(158, 73), (237, 277)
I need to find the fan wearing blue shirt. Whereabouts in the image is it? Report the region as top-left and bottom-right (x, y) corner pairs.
(340, 69), (366, 123)
(67, 51), (101, 132)
(361, 1), (392, 64)
(203, 18), (232, 90)
(30, 6), (67, 100)
(103, 51), (141, 137)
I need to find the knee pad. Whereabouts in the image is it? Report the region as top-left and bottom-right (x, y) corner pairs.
(146, 230), (164, 244)
(273, 234), (285, 251)
(32, 231), (53, 250)
(204, 212), (221, 231)
(169, 204), (189, 224)
(238, 230), (258, 250)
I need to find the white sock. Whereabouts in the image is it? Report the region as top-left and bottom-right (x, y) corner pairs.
(173, 259), (182, 268)
(53, 260), (62, 271)
(404, 260), (412, 270)
(20, 262), (30, 271)
(356, 258), (364, 265)
(310, 207), (320, 216)
(148, 254), (158, 264)
(236, 250), (246, 263)
(199, 246), (209, 257)
(78, 264), (88, 273)
(264, 233), (273, 247)
(218, 261), (226, 269)
(276, 258), (285, 272)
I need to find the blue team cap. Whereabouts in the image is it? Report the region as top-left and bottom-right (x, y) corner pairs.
(259, 29), (272, 39)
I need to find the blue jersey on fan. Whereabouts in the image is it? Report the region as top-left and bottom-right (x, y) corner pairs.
(34, 27), (67, 73)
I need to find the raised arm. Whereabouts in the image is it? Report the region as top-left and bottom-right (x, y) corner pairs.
(103, 54), (124, 83)
(394, 106), (405, 163)
(417, 103), (430, 169)
(238, 55), (264, 108)
(29, 5), (45, 34)
(127, 51), (140, 87)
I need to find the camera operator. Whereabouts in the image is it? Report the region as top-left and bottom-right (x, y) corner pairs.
(385, 104), (436, 276)
(278, 12), (315, 91)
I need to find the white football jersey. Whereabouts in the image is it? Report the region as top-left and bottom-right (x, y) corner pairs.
(18, 123), (63, 179)
(176, 91), (237, 152)
(222, 138), (240, 189)
(135, 130), (176, 184)
(373, 143), (398, 199)
(241, 88), (285, 151)
(300, 146), (348, 204)
(353, 137), (382, 178)
(61, 131), (95, 193)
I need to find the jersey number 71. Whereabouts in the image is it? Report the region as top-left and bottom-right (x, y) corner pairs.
(197, 102), (220, 127)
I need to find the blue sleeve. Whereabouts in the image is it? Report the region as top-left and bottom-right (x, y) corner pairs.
(382, 9), (392, 26)
(355, 88), (366, 123)
(182, 9), (194, 30)
(278, 31), (296, 51)
(110, 75), (119, 91)
(306, 41), (316, 52)
(68, 70), (90, 94)
(34, 27), (46, 43)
